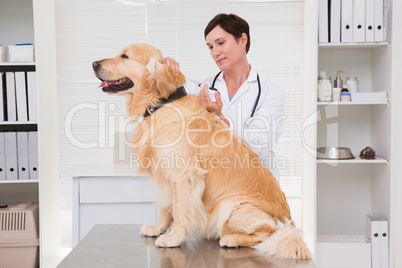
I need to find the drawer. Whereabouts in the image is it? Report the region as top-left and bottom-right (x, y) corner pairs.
(79, 176), (158, 203)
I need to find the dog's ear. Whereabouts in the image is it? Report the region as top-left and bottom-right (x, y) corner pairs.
(144, 57), (186, 99)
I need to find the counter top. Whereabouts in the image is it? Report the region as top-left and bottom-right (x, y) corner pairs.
(58, 224), (315, 268)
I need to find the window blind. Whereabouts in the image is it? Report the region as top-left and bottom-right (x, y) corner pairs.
(55, 0), (304, 198)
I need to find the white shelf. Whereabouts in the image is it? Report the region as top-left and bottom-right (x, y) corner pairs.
(317, 155), (387, 164)
(0, 180), (39, 184)
(0, 62), (36, 66)
(317, 101), (388, 106)
(319, 42), (390, 50)
(0, 121), (37, 125)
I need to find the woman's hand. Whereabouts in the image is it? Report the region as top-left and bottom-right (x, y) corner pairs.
(198, 84), (230, 126)
(164, 57), (180, 75)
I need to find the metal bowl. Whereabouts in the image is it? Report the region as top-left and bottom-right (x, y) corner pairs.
(317, 147), (355, 160)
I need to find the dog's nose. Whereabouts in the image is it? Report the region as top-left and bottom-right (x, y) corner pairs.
(92, 61), (100, 70)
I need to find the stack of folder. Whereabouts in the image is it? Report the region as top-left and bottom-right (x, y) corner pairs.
(0, 131), (39, 180)
(367, 214), (389, 268)
(319, 0), (385, 43)
(0, 71), (37, 122)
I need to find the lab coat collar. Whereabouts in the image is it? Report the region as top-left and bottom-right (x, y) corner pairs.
(214, 66), (258, 106)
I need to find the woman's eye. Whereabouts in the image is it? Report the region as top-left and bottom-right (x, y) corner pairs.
(207, 46), (213, 50)
(219, 41), (224, 45)
(121, 53), (129, 59)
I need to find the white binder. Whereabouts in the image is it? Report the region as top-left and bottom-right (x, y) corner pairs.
(353, 0), (366, 42)
(341, 0), (353, 42)
(318, 0), (329, 43)
(28, 131), (39, 180)
(15, 72), (28, 122)
(378, 216), (389, 268)
(5, 132), (18, 180)
(374, 0), (384, 41)
(0, 133), (6, 180)
(27, 72), (37, 122)
(366, 0), (375, 42)
(0, 73), (4, 121)
(17, 132), (30, 180)
(367, 214), (381, 268)
(5, 72), (17, 122)
(330, 0), (341, 43)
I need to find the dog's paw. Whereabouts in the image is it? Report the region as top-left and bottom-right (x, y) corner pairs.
(155, 234), (183, 248)
(140, 224), (164, 237)
(219, 235), (240, 248)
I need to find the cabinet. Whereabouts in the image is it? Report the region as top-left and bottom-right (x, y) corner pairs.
(62, 164), (157, 246)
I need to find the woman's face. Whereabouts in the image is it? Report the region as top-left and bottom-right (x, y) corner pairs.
(205, 25), (247, 72)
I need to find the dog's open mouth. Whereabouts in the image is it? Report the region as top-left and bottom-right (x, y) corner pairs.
(98, 77), (134, 93)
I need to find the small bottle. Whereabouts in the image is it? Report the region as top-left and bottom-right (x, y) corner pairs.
(317, 71), (332, 102)
(334, 70), (344, 88)
(340, 86), (351, 102)
(345, 77), (359, 92)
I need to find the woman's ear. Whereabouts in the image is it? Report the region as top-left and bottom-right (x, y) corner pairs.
(144, 57), (186, 99)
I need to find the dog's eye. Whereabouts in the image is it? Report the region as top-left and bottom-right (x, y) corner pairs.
(121, 53), (129, 59)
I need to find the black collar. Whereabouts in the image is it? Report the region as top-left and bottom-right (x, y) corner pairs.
(143, 86), (187, 118)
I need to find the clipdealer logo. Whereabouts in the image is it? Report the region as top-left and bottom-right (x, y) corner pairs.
(64, 101), (287, 169)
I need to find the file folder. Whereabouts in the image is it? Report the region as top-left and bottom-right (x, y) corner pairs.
(330, 0), (341, 43)
(366, 0), (375, 42)
(17, 132), (30, 180)
(0, 133), (5, 180)
(6, 72), (17, 122)
(367, 214), (381, 268)
(15, 72), (28, 122)
(5, 132), (18, 180)
(353, 0), (366, 42)
(319, 0), (329, 43)
(0, 73), (4, 121)
(341, 0), (353, 42)
(374, 0), (384, 41)
(27, 72), (37, 122)
(28, 131), (39, 180)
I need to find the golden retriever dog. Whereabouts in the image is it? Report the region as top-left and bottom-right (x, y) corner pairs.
(93, 43), (311, 259)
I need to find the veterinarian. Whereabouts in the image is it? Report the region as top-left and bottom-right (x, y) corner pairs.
(165, 13), (285, 181)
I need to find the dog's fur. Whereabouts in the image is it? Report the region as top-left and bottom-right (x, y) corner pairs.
(93, 43), (311, 259)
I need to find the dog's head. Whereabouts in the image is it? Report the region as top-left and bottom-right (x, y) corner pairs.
(93, 43), (186, 116)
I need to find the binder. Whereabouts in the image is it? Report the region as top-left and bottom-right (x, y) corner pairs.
(0, 73), (4, 121)
(341, 0), (353, 42)
(27, 72), (37, 122)
(374, 0), (384, 41)
(0, 133), (6, 180)
(367, 214), (381, 268)
(17, 132), (30, 180)
(378, 216), (389, 268)
(366, 0), (375, 42)
(318, 0), (329, 43)
(330, 0), (341, 43)
(6, 72), (17, 122)
(353, 0), (366, 42)
(28, 131), (39, 180)
(4, 132), (18, 180)
(15, 72), (28, 122)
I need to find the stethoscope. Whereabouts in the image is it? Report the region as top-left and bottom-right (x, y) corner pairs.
(209, 71), (261, 127)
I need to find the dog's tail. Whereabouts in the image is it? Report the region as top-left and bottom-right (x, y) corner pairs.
(253, 219), (311, 259)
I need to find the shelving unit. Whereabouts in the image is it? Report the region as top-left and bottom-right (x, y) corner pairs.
(312, 4), (393, 266)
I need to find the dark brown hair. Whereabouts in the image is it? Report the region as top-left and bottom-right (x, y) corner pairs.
(204, 13), (250, 53)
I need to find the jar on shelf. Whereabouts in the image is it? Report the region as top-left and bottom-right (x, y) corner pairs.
(345, 77), (359, 92)
(317, 71), (332, 102)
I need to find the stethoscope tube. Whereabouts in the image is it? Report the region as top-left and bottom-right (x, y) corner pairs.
(210, 71), (261, 127)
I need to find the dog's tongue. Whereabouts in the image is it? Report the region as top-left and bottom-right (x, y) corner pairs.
(99, 81), (113, 88)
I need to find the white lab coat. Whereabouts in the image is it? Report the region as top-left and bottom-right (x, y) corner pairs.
(185, 67), (285, 181)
